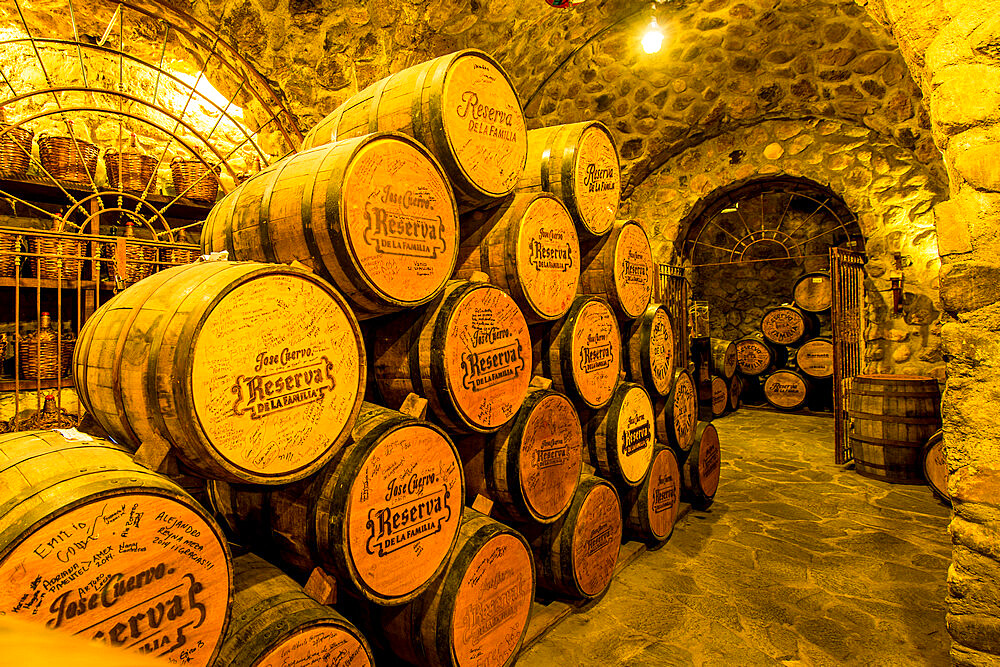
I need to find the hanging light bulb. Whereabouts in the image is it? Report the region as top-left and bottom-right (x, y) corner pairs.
(641, 5), (664, 54)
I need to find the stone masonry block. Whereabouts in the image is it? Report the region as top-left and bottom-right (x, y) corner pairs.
(935, 199), (974, 256)
(939, 261), (1000, 312)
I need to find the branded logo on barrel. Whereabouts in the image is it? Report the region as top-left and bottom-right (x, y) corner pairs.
(461, 564), (531, 646)
(580, 330), (614, 374)
(231, 346), (336, 419)
(528, 227), (574, 272)
(584, 522), (615, 557)
(366, 473), (452, 557)
(533, 437), (571, 469)
(461, 326), (526, 392)
(582, 163), (617, 193)
(651, 475), (677, 514)
(620, 249), (649, 286)
(363, 186), (447, 259)
(621, 412), (651, 457)
(455, 91), (519, 142)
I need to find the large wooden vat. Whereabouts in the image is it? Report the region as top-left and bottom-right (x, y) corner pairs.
(621, 445), (681, 544)
(584, 382), (655, 488)
(681, 422), (722, 510)
(374, 279), (531, 433)
(218, 553), (372, 667)
(517, 120), (621, 237)
(455, 192), (580, 323)
(848, 375), (942, 484)
(654, 367), (698, 458)
(0, 431), (232, 667)
(74, 261), (366, 485)
(578, 219), (653, 320)
(535, 295), (622, 410)
(210, 403), (465, 606)
(461, 387), (583, 524)
(530, 474), (622, 600)
(381, 510), (535, 667)
(302, 49), (527, 212)
(201, 133), (459, 318)
(624, 302), (675, 397)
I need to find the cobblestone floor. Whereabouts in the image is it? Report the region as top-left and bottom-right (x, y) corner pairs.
(519, 409), (953, 667)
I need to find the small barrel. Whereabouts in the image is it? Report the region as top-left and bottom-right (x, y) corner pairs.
(711, 375), (729, 417)
(374, 279), (531, 434)
(728, 374), (742, 412)
(462, 387), (583, 524)
(0, 431), (232, 667)
(624, 302), (675, 397)
(302, 49), (527, 212)
(795, 337), (834, 379)
(710, 338), (738, 379)
(584, 382), (655, 488)
(455, 192), (580, 323)
(578, 219), (653, 320)
(681, 422), (722, 510)
(517, 120), (621, 237)
(536, 295), (622, 410)
(74, 261), (366, 485)
(761, 304), (814, 347)
(922, 430), (950, 505)
(848, 375), (942, 484)
(530, 474), (622, 600)
(654, 367), (698, 458)
(735, 335), (786, 376)
(210, 403), (465, 606)
(621, 445), (681, 544)
(763, 369), (811, 411)
(793, 271), (833, 313)
(218, 553), (373, 667)
(201, 133), (460, 318)
(381, 510), (535, 667)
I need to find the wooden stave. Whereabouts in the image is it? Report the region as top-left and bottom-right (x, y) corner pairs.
(218, 553), (373, 667)
(711, 375), (729, 417)
(200, 134), (460, 318)
(709, 338), (738, 379)
(455, 191), (580, 323)
(763, 369), (812, 411)
(584, 382), (656, 489)
(681, 422), (722, 510)
(517, 121), (621, 237)
(654, 367), (698, 459)
(792, 271), (833, 313)
(760, 304), (815, 347)
(380, 509), (535, 667)
(73, 261), (367, 485)
(621, 445), (681, 544)
(0, 431), (234, 667)
(578, 219), (653, 320)
(922, 430), (950, 505)
(302, 49), (527, 212)
(624, 302), (676, 397)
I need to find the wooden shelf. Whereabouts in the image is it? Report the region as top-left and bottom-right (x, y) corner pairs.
(0, 377), (75, 392)
(0, 277), (99, 289)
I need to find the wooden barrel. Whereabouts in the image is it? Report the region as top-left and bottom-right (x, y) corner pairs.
(654, 367), (697, 458)
(536, 295), (622, 410)
(74, 261), (366, 485)
(710, 338), (738, 379)
(201, 133), (459, 319)
(578, 219), (653, 320)
(210, 403), (465, 606)
(302, 49), (527, 212)
(0, 430), (232, 667)
(711, 375), (729, 417)
(763, 369), (811, 411)
(848, 375), (942, 484)
(584, 382), (655, 488)
(761, 304), (813, 346)
(374, 279), (531, 433)
(381, 510), (534, 667)
(795, 337), (834, 379)
(530, 474), (622, 600)
(218, 553), (372, 667)
(621, 445), (681, 544)
(517, 120), (621, 237)
(0, 616), (173, 667)
(922, 430), (950, 505)
(793, 271), (832, 312)
(624, 302), (675, 397)
(681, 422), (722, 510)
(728, 374), (742, 412)
(461, 387), (583, 524)
(455, 192), (580, 323)
(735, 335), (786, 376)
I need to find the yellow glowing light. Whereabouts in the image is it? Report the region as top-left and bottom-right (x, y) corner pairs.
(641, 17), (663, 54)
(176, 72), (243, 119)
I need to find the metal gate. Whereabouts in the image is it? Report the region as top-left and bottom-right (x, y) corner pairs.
(656, 264), (689, 371)
(831, 247), (866, 464)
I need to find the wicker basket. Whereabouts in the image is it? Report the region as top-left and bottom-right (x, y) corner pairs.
(38, 134), (100, 186)
(105, 151), (158, 192)
(101, 239), (158, 285)
(159, 245), (200, 268)
(171, 158), (220, 202)
(29, 235), (86, 281)
(0, 123), (33, 178)
(0, 232), (26, 277)
(19, 313), (75, 380)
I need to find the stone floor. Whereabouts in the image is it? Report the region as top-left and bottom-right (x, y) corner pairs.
(519, 409), (953, 667)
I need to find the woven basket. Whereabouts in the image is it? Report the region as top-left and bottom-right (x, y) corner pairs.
(0, 124), (33, 178)
(0, 232), (26, 277)
(159, 245), (199, 268)
(171, 158), (220, 202)
(29, 236), (85, 281)
(19, 315), (75, 380)
(39, 135), (99, 186)
(105, 151), (158, 192)
(101, 240), (158, 284)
